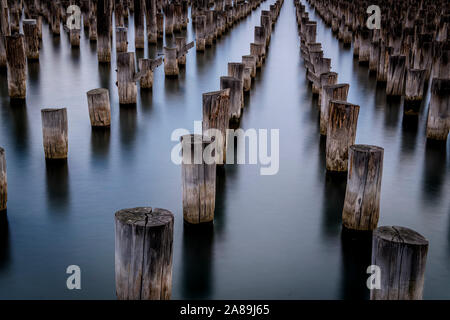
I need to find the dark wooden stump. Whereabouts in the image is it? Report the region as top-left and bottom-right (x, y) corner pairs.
(228, 62), (245, 108)
(115, 207), (174, 300)
(41, 108), (69, 160)
(134, 0), (145, 48)
(97, 0), (112, 63)
(5, 34), (27, 99)
(195, 15), (206, 51)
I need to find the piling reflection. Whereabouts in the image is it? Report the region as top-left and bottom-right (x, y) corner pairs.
(90, 127), (111, 161)
(400, 114), (418, 156)
(422, 140), (447, 203)
(181, 223), (214, 299)
(98, 63), (111, 91)
(45, 159), (70, 213)
(384, 97), (401, 130)
(119, 105), (137, 153)
(321, 171), (347, 239)
(214, 166), (227, 237)
(339, 229), (372, 300)
(8, 100), (29, 155)
(0, 213), (10, 272)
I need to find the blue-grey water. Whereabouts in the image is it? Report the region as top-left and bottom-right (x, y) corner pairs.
(0, 1), (449, 299)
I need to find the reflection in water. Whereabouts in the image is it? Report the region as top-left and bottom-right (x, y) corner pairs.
(321, 172), (347, 239)
(181, 223), (214, 299)
(0, 213), (10, 271)
(70, 46), (80, 63)
(45, 159), (70, 212)
(90, 127), (111, 161)
(422, 140), (447, 203)
(139, 87), (154, 114)
(400, 114), (418, 155)
(214, 166), (227, 237)
(384, 97), (401, 130)
(98, 63), (111, 91)
(27, 60), (40, 87)
(339, 229), (372, 300)
(8, 99), (29, 155)
(119, 105), (137, 152)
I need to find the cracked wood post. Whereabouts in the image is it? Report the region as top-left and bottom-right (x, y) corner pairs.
(156, 11), (164, 39)
(5, 34), (27, 99)
(228, 62), (244, 108)
(412, 33), (433, 82)
(181, 134), (216, 224)
(426, 78), (450, 141)
(41, 108), (69, 160)
(23, 19), (40, 60)
(0, 147), (6, 212)
(164, 47), (179, 77)
(342, 145), (384, 231)
(195, 15), (206, 51)
(261, 12), (271, 46)
(203, 89), (230, 164)
(242, 55), (256, 78)
(97, 0), (112, 63)
(386, 55), (406, 96)
(220, 76), (242, 123)
(371, 226), (428, 300)
(164, 3), (174, 36)
(250, 43), (264, 68)
(145, 0), (157, 43)
(115, 207), (174, 300)
(0, 0), (10, 68)
(134, 0), (145, 48)
(254, 26), (266, 60)
(117, 52), (138, 104)
(116, 27), (128, 53)
(377, 44), (392, 82)
(317, 71), (338, 107)
(326, 100), (360, 172)
(87, 88), (111, 127)
(369, 39), (380, 73)
(138, 57), (162, 88)
(320, 83), (349, 136)
(404, 69), (426, 116)
(358, 28), (370, 64)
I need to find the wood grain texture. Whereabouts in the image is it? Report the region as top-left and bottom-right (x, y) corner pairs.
(320, 83), (349, 136)
(87, 88), (111, 127)
(163, 46), (179, 77)
(41, 108), (68, 160)
(220, 76), (242, 122)
(23, 19), (40, 59)
(426, 78), (450, 140)
(5, 33), (27, 99)
(117, 52), (138, 104)
(386, 54), (406, 96)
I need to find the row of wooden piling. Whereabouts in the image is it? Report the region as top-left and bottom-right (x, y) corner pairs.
(308, 0), (449, 141)
(295, 0), (429, 300)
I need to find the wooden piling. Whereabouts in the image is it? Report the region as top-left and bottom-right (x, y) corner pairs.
(175, 37), (186, 65)
(250, 43), (264, 68)
(242, 55), (257, 78)
(342, 145), (384, 231)
(228, 62), (245, 107)
(87, 88), (111, 127)
(164, 3), (174, 36)
(426, 78), (450, 141)
(156, 11), (164, 40)
(5, 34), (27, 99)
(318, 72), (338, 107)
(320, 83), (349, 136)
(116, 27), (128, 53)
(220, 76), (242, 122)
(0, 147), (6, 212)
(181, 134), (216, 224)
(41, 108), (69, 160)
(371, 226), (428, 300)
(386, 55), (406, 96)
(23, 19), (40, 60)
(145, 0), (157, 43)
(326, 100), (360, 172)
(97, 0), (112, 63)
(115, 207), (174, 300)
(0, 0), (10, 68)
(195, 15), (206, 51)
(404, 69), (426, 115)
(377, 44), (392, 82)
(137, 57), (162, 89)
(117, 52), (138, 104)
(164, 47), (179, 77)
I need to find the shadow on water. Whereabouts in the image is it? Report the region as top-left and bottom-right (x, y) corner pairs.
(321, 171), (347, 239)
(139, 88), (154, 114)
(8, 99), (29, 155)
(384, 96), (401, 131)
(70, 46), (80, 63)
(422, 140), (447, 203)
(214, 166), (227, 237)
(45, 159), (70, 214)
(0, 213), (10, 272)
(339, 229), (372, 300)
(400, 114), (419, 156)
(181, 222), (214, 299)
(27, 60), (40, 87)
(98, 63), (111, 91)
(90, 127), (110, 162)
(119, 105), (137, 153)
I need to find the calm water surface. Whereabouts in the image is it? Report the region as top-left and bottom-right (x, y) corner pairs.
(0, 2), (449, 299)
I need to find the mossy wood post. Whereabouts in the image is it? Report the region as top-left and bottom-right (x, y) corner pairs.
(41, 108), (69, 160)
(242, 55), (256, 78)
(342, 145), (384, 231)
(87, 88), (111, 127)
(137, 57), (162, 89)
(326, 100), (360, 172)
(426, 78), (450, 141)
(164, 46), (179, 77)
(117, 52), (138, 104)
(97, 0), (112, 63)
(23, 19), (40, 60)
(386, 55), (406, 96)
(202, 89), (230, 164)
(116, 27), (128, 53)
(5, 34), (27, 99)
(404, 69), (426, 116)
(371, 226), (428, 300)
(320, 83), (349, 136)
(0, 147), (6, 212)
(134, 0), (145, 48)
(220, 76), (242, 122)
(317, 71), (338, 107)
(145, 0), (157, 43)
(181, 134), (216, 224)
(115, 207), (174, 300)
(195, 15), (206, 51)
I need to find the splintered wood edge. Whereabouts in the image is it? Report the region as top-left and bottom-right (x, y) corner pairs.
(115, 207), (174, 227)
(374, 226), (429, 246)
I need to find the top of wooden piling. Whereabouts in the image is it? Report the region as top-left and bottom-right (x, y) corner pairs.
(115, 207), (174, 228)
(374, 226), (429, 246)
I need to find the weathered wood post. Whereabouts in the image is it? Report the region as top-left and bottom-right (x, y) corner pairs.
(134, 0), (145, 48)
(156, 11), (164, 40)
(164, 3), (174, 36)
(242, 55), (256, 78)
(164, 46), (179, 77)
(250, 43), (264, 68)
(0, 147), (6, 212)
(87, 88), (111, 127)
(371, 226), (428, 300)
(174, 3), (182, 32)
(175, 37), (186, 65)
(203, 89), (230, 164)
(342, 145), (384, 231)
(228, 62), (244, 108)
(0, 0), (10, 68)
(326, 101), (360, 172)
(377, 44), (392, 82)
(320, 83), (349, 136)
(195, 14), (206, 51)
(115, 207), (174, 300)
(426, 78), (450, 141)
(23, 19), (40, 60)
(254, 26), (266, 59)
(404, 69), (426, 116)
(41, 108), (69, 160)
(50, 1), (61, 35)
(137, 57), (162, 89)
(5, 34), (27, 99)
(114, 0), (125, 27)
(386, 55), (406, 96)
(69, 28), (81, 47)
(205, 10), (215, 46)
(116, 27), (128, 53)
(369, 39), (380, 73)
(318, 72), (338, 107)
(145, 0), (157, 43)
(117, 52), (138, 104)
(358, 28), (370, 64)
(181, 134), (216, 224)
(220, 76), (242, 122)
(97, 0), (112, 63)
